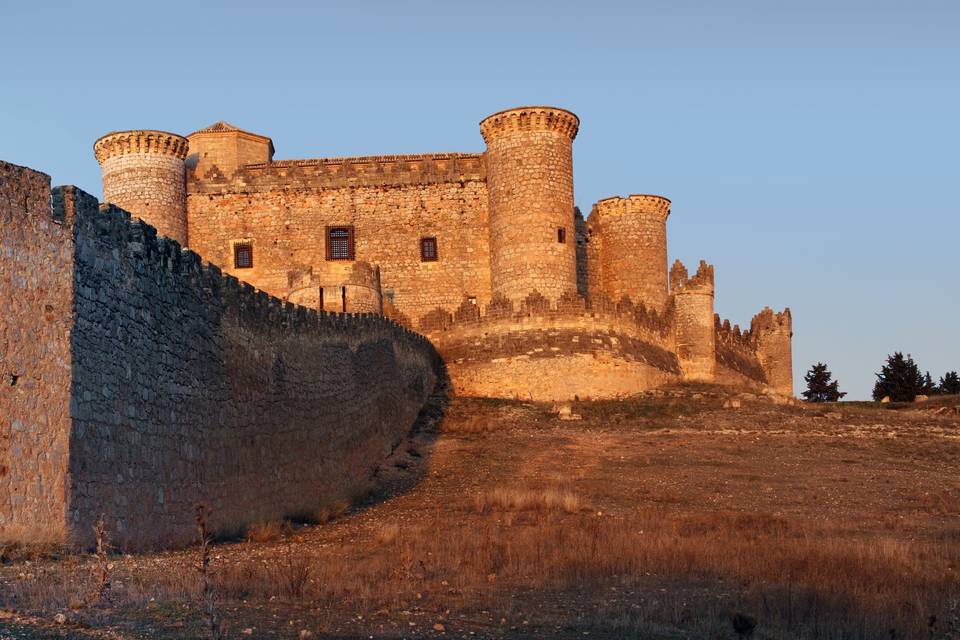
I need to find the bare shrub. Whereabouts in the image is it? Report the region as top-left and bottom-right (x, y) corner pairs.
(92, 515), (110, 603)
(195, 503), (221, 639)
(245, 521), (291, 543)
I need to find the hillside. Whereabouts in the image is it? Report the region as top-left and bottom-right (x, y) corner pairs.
(1, 385), (958, 639)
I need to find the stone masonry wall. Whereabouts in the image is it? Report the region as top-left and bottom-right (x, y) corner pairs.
(714, 316), (768, 384)
(65, 195), (438, 550)
(187, 153), (490, 326)
(0, 162), (74, 543)
(0, 168), (440, 550)
(424, 294), (679, 401)
(481, 107), (579, 303)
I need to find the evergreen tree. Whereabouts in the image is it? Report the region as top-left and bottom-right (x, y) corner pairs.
(938, 371), (960, 395)
(921, 371), (937, 395)
(801, 362), (846, 402)
(872, 352), (925, 402)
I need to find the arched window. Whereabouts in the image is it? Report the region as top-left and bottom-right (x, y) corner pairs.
(326, 226), (355, 260)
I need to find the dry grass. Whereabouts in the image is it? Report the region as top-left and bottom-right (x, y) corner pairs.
(474, 487), (584, 514)
(1, 391), (958, 639)
(43, 506), (951, 639)
(244, 520), (292, 543)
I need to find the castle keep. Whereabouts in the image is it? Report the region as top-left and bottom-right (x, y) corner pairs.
(92, 106), (792, 400)
(1, 106), (792, 549)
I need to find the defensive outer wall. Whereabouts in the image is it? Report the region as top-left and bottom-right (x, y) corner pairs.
(0, 160), (440, 550)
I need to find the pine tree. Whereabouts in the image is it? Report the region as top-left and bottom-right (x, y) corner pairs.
(801, 362), (846, 402)
(872, 352), (925, 402)
(939, 371), (960, 395)
(921, 371), (937, 395)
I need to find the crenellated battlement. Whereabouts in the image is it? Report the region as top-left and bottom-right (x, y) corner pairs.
(670, 259), (714, 293)
(593, 194), (672, 221)
(189, 151), (486, 192)
(750, 306), (793, 336)
(418, 290), (675, 339)
(94, 130), (189, 164)
(479, 106), (580, 143)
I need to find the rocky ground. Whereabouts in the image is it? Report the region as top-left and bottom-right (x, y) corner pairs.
(1, 384), (958, 639)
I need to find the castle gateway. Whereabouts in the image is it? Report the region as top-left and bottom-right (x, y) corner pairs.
(93, 106), (792, 401)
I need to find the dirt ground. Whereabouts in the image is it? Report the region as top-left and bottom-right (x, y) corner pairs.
(1, 384), (958, 639)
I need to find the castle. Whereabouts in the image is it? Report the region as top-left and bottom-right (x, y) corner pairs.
(93, 106), (793, 400)
(0, 106), (792, 550)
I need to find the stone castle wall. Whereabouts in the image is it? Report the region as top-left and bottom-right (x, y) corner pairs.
(0, 162), (74, 543)
(95, 131), (189, 245)
(0, 162), (440, 550)
(423, 293), (680, 401)
(186, 153), (491, 325)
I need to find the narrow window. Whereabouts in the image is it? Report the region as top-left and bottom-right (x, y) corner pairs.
(341, 286), (347, 312)
(557, 227), (566, 244)
(233, 242), (253, 268)
(318, 287), (324, 312)
(420, 237), (438, 262)
(326, 226), (355, 260)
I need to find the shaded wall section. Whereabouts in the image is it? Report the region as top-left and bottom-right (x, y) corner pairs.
(0, 161), (440, 550)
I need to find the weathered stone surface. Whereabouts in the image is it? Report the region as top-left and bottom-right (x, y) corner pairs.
(0, 165), (439, 550)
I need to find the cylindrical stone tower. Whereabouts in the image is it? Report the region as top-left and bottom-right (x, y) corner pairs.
(591, 194), (671, 311)
(94, 130), (189, 245)
(751, 307), (794, 396)
(671, 259), (716, 381)
(480, 106), (579, 303)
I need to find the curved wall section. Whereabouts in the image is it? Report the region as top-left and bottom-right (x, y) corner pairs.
(95, 130), (189, 245)
(482, 107), (579, 302)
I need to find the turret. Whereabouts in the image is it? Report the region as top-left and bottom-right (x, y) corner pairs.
(750, 307), (794, 396)
(670, 259), (716, 380)
(480, 106), (579, 303)
(94, 130), (189, 245)
(588, 194), (671, 311)
(186, 121), (274, 180)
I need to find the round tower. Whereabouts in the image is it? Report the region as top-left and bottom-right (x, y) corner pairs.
(671, 259), (716, 381)
(591, 194), (671, 311)
(480, 106), (579, 303)
(94, 130), (189, 245)
(751, 307), (794, 396)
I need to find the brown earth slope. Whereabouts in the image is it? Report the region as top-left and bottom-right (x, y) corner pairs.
(1, 385), (958, 639)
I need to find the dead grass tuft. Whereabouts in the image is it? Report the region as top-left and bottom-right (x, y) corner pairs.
(245, 521), (292, 544)
(475, 487), (584, 514)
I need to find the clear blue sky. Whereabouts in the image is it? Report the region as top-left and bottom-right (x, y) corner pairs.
(2, 1), (957, 399)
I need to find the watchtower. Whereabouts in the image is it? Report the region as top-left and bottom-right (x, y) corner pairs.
(94, 130), (189, 245)
(589, 194), (671, 311)
(480, 106), (579, 303)
(671, 259), (716, 380)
